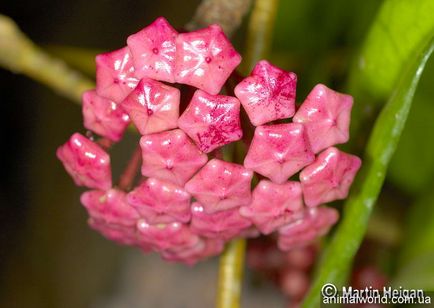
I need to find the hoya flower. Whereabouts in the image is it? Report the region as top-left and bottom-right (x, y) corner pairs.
(244, 123), (314, 184)
(127, 177), (191, 224)
(95, 46), (139, 103)
(278, 207), (339, 251)
(82, 90), (130, 142)
(293, 84), (353, 153)
(300, 147), (362, 207)
(185, 159), (253, 213)
(139, 129), (208, 186)
(127, 17), (178, 83)
(121, 78), (180, 135)
(161, 238), (224, 265)
(175, 24), (241, 94)
(57, 133), (112, 190)
(234, 60), (297, 126)
(178, 89), (243, 153)
(190, 203), (252, 240)
(89, 219), (138, 246)
(239, 180), (303, 234)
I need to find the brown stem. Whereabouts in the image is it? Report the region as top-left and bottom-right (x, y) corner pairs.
(118, 145), (142, 191)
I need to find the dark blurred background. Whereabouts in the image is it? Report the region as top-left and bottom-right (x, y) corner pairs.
(1, 0), (434, 307)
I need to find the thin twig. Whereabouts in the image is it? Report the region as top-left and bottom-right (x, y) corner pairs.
(118, 145), (142, 191)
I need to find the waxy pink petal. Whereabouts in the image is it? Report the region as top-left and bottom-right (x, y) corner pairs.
(140, 129), (208, 186)
(81, 189), (140, 227)
(56, 133), (112, 190)
(300, 147), (361, 207)
(190, 203), (251, 240)
(161, 238), (224, 265)
(293, 84), (353, 153)
(175, 24), (241, 94)
(185, 159), (253, 213)
(127, 178), (191, 224)
(89, 219), (139, 246)
(127, 17), (178, 83)
(278, 207), (339, 250)
(121, 78), (180, 135)
(234, 60), (297, 126)
(95, 47), (139, 103)
(137, 220), (199, 251)
(240, 180), (304, 234)
(178, 90), (242, 153)
(82, 90), (130, 141)
(244, 123), (315, 184)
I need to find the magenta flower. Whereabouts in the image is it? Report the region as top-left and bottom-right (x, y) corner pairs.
(140, 129), (208, 186)
(127, 17), (178, 83)
(121, 78), (180, 135)
(185, 159), (253, 213)
(240, 180), (303, 234)
(278, 207), (339, 250)
(137, 220), (199, 251)
(89, 219), (138, 246)
(178, 89), (243, 153)
(82, 90), (130, 142)
(81, 189), (139, 227)
(234, 60), (297, 126)
(57, 133), (112, 190)
(190, 203), (251, 240)
(161, 238), (224, 265)
(244, 123), (315, 184)
(127, 178), (191, 224)
(175, 24), (241, 94)
(293, 84), (353, 153)
(95, 46), (139, 103)
(300, 147), (362, 207)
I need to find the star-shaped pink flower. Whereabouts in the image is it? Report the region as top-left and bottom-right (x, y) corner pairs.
(244, 123), (314, 184)
(89, 219), (139, 246)
(127, 178), (191, 224)
(81, 189), (140, 227)
(95, 46), (139, 103)
(293, 84), (353, 153)
(234, 60), (297, 126)
(127, 17), (178, 83)
(190, 203), (251, 240)
(175, 24), (241, 94)
(121, 78), (180, 135)
(300, 147), (361, 207)
(240, 180), (304, 234)
(185, 159), (253, 213)
(56, 133), (112, 190)
(278, 207), (339, 250)
(136, 220), (199, 251)
(82, 90), (130, 141)
(161, 238), (225, 265)
(140, 129), (208, 186)
(178, 90), (242, 153)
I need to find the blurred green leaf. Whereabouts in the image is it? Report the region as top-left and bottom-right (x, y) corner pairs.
(302, 36), (434, 308)
(393, 252), (434, 291)
(46, 45), (101, 76)
(349, 0), (434, 99)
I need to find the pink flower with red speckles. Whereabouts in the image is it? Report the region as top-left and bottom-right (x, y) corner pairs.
(57, 16), (362, 264)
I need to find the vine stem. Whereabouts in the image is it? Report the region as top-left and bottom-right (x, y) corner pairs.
(215, 1), (279, 307)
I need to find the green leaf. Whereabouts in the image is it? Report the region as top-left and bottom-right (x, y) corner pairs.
(392, 251), (434, 291)
(46, 45), (101, 76)
(302, 36), (434, 308)
(349, 0), (434, 99)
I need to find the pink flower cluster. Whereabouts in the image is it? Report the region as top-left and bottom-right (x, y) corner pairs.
(57, 17), (361, 264)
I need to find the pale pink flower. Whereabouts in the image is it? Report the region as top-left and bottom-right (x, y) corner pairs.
(127, 17), (178, 83)
(278, 207), (339, 250)
(82, 90), (130, 141)
(140, 129), (208, 186)
(300, 147), (361, 207)
(244, 123), (314, 184)
(178, 89), (242, 153)
(185, 159), (253, 213)
(88, 219), (138, 246)
(234, 60), (297, 126)
(293, 84), (353, 153)
(95, 46), (139, 103)
(121, 78), (180, 135)
(240, 180), (303, 234)
(56, 133), (112, 190)
(161, 238), (225, 265)
(175, 24), (241, 94)
(190, 203), (252, 240)
(127, 178), (191, 224)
